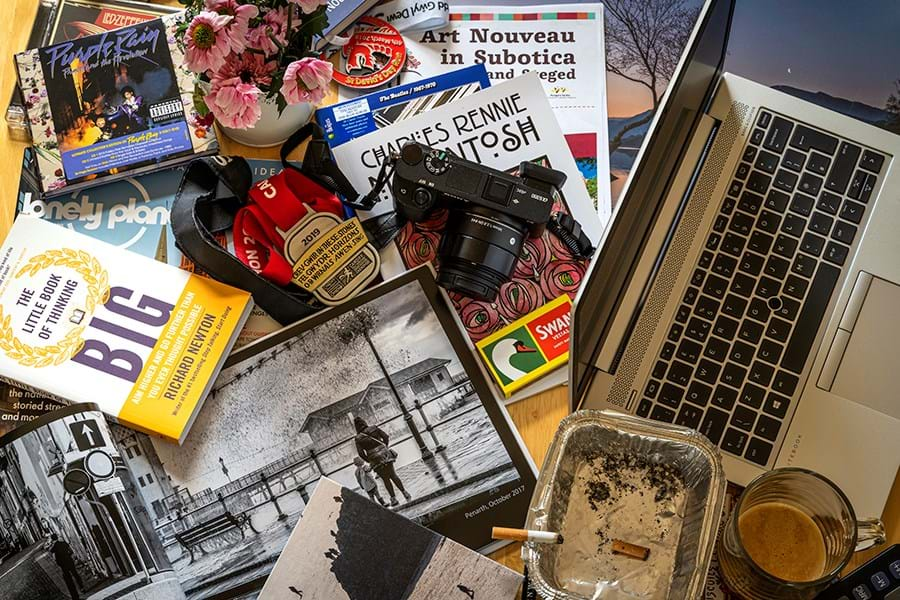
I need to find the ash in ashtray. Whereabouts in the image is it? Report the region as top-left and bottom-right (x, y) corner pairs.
(556, 448), (686, 598)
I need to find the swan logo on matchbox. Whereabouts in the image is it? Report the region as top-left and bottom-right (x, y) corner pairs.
(476, 295), (572, 395)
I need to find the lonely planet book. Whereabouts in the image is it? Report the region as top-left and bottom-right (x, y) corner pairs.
(0, 217), (252, 443)
(14, 13), (217, 197)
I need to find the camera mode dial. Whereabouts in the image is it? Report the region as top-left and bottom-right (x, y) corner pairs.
(424, 150), (450, 175)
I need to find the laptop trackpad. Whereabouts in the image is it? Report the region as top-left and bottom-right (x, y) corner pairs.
(831, 276), (900, 419)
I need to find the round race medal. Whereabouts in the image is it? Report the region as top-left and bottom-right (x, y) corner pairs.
(332, 17), (406, 89)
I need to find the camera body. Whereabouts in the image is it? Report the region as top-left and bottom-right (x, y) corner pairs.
(391, 142), (567, 301)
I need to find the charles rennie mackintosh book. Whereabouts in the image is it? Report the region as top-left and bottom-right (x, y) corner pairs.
(258, 477), (523, 599)
(14, 13), (217, 197)
(0, 217), (252, 443)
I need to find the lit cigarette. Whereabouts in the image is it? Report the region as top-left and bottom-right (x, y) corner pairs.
(492, 527), (563, 544)
(611, 539), (650, 560)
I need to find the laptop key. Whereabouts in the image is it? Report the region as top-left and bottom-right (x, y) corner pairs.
(757, 111), (772, 128)
(840, 199), (865, 224)
(739, 320), (764, 344)
(694, 295), (719, 320)
(824, 242), (850, 266)
(661, 342), (676, 360)
(764, 255), (790, 278)
(738, 191), (764, 214)
(754, 414), (782, 441)
(653, 360), (668, 378)
(797, 172), (822, 196)
(859, 149), (884, 173)
(722, 362), (747, 388)
(743, 145), (758, 162)
(650, 404), (677, 423)
(690, 268), (706, 287)
(712, 385), (738, 410)
(685, 381), (712, 406)
(789, 124), (838, 155)
(721, 232), (746, 257)
(675, 304), (691, 323)
(698, 250), (715, 268)
(729, 212), (754, 235)
(792, 253), (817, 277)
(800, 232), (826, 256)
(757, 339), (784, 364)
(746, 171), (771, 195)
(781, 213), (807, 237)
(775, 296), (801, 321)
(763, 392), (790, 418)
(783, 275), (809, 300)
(721, 196), (737, 215)
(731, 405), (757, 431)
(735, 162), (751, 180)
(767, 317), (792, 343)
(755, 150), (779, 174)
(859, 173), (876, 203)
(817, 191), (842, 215)
(782, 261), (840, 374)
(677, 338), (703, 363)
(750, 128), (765, 146)
(848, 170), (866, 200)
(700, 408), (729, 444)
(644, 380), (660, 399)
(806, 152), (831, 175)
(730, 340), (756, 366)
(773, 234), (799, 260)
(683, 286), (699, 305)
(765, 189), (790, 212)
(722, 428), (750, 455)
(789, 193), (814, 217)
(695, 358), (721, 384)
(714, 315), (740, 340)
(809, 212), (834, 235)
(668, 323), (683, 342)
(749, 361), (775, 387)
(739, 252), (764, 276)
(825, 142), (862, 194)
(706, 232), (721, 251)
(713, 215), (729, 233)
(676, 404), (704, 429)
(755, 276), (781, 299)
(745, 438), (774, 466)
(704, 337), (730, 361)
(667, 361), (693, 386)
(659, 382), (684, 408)
(740, 383), (766, 408)
(772, 370), (800, 396)
(764, 116), (793, 153)
(773, 169), (798, 192)
(747, 298), (771, 322)
(712, 254), (738, 278)
(756, 210), (781, 234)
(637, 398), (652, 417)
(782, 148), (805, 172)
(685, 317), (711, 342)
(728, 180), (743, 197)
(748, 231), (774, 255)
(722, 294), (748, 319)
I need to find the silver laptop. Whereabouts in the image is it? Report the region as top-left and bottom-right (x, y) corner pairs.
(571, 0), (900, 517)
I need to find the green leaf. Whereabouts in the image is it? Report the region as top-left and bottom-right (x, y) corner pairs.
(275, 92), (288, 115)
(192, 84), (210, 117)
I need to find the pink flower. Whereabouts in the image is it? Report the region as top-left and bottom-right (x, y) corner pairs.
(281, 57), (333, 105)
(205, 0), (259, 54)
(247, 7), (289, 57)
(213, 52), (277, 88)
(185, 11), (233, 73)
(289, 0), (327, 14)
(205, 77), (261, 128)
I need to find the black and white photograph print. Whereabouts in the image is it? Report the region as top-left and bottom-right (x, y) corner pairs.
(0, 405), (184, 600)
(258, 478), (523, 600)
(134, 267), (533, 599)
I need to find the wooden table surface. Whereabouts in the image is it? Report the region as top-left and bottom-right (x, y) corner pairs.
(1, 0), (897, 579)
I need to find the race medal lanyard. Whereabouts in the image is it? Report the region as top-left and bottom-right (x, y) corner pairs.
(232, 169), (344, 285)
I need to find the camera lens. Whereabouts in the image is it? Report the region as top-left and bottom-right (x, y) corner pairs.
(437, 206), (527, 301)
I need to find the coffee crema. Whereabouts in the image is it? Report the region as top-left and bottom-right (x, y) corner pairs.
(738, 501), (827, 582)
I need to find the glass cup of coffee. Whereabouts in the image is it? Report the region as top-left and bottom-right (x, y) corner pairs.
(718, 467), (886, 600)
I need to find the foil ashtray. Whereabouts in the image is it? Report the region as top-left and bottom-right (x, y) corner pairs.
(523, 410), (726, 599)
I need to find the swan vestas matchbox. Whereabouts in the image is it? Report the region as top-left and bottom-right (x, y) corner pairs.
(476, 295), (571, 397)
(0, 217), (252, 443)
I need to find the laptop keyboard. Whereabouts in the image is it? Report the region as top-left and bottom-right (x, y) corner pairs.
(637, 109), (885, 467)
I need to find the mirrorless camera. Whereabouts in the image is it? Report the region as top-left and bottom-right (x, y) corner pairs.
(391, 142), (567, 301)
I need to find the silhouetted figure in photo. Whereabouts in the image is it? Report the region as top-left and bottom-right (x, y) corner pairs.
(353, 416), (411, 507)
(49, 533), (82, 600)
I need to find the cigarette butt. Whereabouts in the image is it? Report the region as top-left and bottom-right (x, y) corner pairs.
(611, 539), (650, 560)
(492, 527), (563, 544)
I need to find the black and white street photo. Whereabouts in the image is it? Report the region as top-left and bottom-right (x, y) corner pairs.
(259, 478), (522, 600)
(118, 272), (529, 598)
(0, 406), (183, 600)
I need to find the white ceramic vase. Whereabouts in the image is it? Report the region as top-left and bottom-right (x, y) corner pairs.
(216, 95), (314, 148)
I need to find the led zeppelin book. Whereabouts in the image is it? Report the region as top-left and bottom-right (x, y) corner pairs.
(14, 12), (217, 197)
(476, 295), (571, 397)
(0, 217), (252, 443)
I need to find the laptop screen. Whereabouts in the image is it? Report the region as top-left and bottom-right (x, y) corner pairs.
(726, 0), (900, 136)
